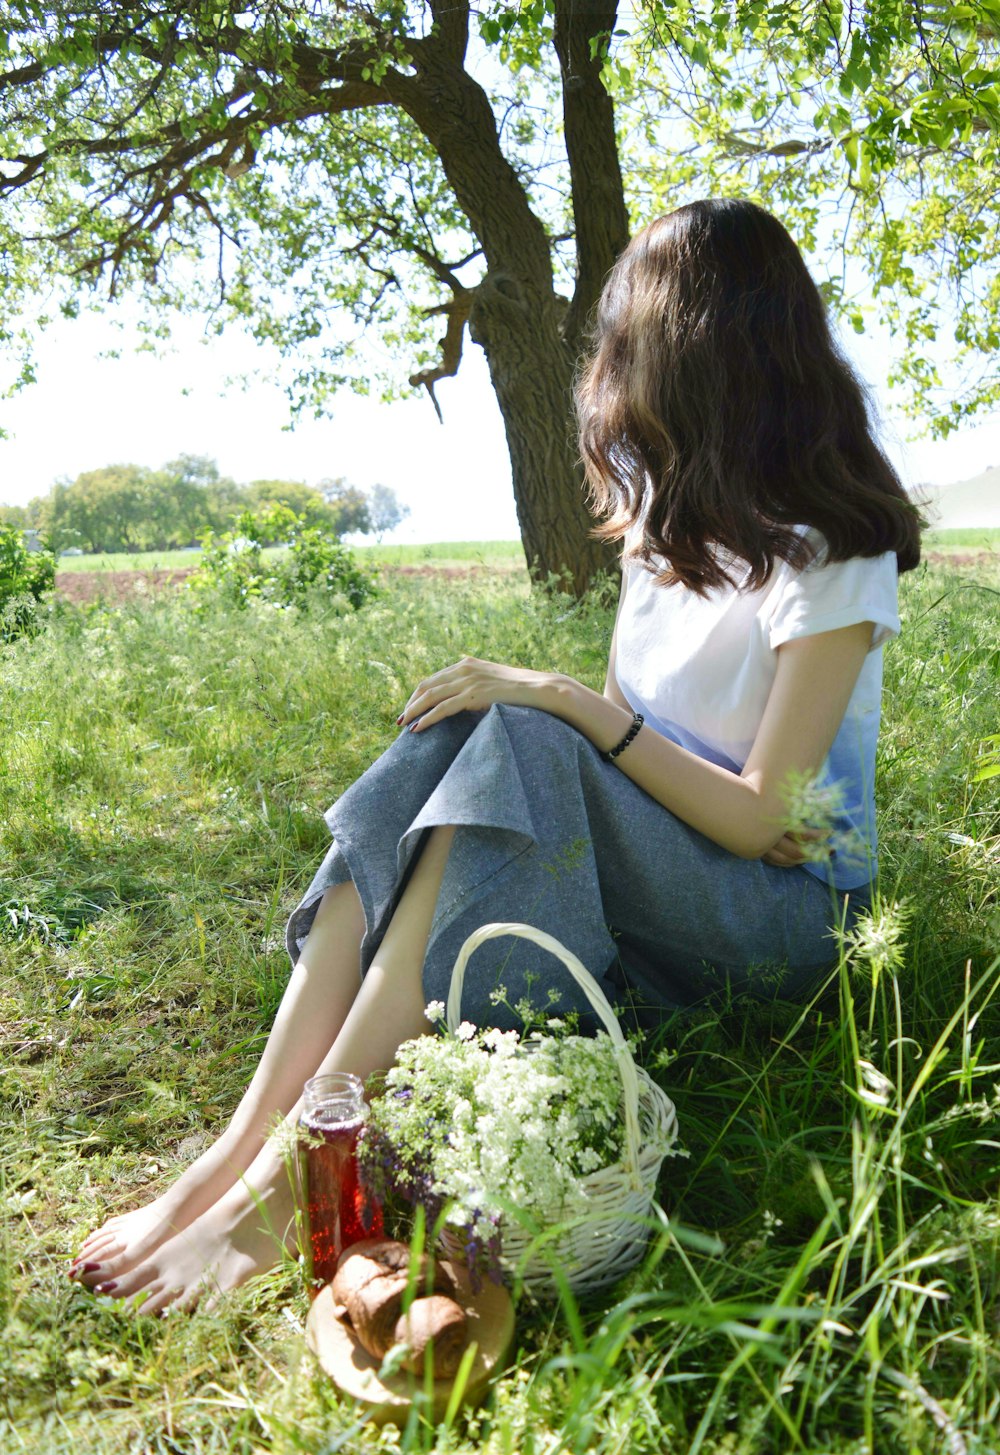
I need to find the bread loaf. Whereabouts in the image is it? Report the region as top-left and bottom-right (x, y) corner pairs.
(331, 1239), (468, 1376)
(395, 1294), (469, 1378)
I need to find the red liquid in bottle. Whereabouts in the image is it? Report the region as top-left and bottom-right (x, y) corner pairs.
(300, 1106), (384, 1295)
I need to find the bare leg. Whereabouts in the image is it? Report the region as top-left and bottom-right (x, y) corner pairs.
(72, 878), (367, 1278)
(78, 827), (455, 1314)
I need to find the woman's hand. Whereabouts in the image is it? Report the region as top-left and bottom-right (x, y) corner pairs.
(761, 829), (829, 868)
(399, 656), (566, 733)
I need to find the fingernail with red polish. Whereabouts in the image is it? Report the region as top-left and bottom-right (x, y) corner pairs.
(78, 1262), (101, 1273)
(396, 715), (403, 725)
(97, 1281), (118, 1294)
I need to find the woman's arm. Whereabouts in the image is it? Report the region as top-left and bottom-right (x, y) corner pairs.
(603, 566), (633, 712)
(399, 588), (874, 860)
(552, 620), (873, 858)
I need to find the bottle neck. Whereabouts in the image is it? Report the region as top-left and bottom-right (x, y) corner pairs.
(301, 1072), (365, 1125)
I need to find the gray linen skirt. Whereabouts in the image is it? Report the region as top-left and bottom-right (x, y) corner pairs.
(285, 705), (866, 1028)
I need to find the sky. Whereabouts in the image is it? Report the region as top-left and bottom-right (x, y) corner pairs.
(1, 296), (998, 542)
(0, 309), (520, 542)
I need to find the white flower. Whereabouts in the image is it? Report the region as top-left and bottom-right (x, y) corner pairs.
(364, 1023), (682, 1247)
(424, 1000), (446, 1023)
(761, 1208), (783, 1242)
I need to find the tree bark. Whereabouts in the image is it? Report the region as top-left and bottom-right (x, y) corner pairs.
(466, 274), (611, 592)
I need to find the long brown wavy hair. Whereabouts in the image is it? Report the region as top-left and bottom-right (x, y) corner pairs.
(576, 198), (923, 592)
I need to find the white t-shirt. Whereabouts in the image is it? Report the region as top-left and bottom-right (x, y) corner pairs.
(614, 528), (901, 889)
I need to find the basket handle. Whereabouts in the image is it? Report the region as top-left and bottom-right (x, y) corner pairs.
(446, 921), (642, 1182)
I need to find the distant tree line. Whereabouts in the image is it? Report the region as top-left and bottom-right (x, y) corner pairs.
(0, 455), (408, 553)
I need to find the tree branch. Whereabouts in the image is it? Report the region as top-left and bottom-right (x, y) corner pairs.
(408, 289), (473, 421)
(552, 0), (629, 349)
(427, 0), (470, 65)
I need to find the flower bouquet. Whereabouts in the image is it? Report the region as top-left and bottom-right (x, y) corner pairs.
(361, 922), (682, 1297)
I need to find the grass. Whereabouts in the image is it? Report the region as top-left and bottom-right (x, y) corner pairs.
(923, 527), (1000, 552)
(1, 550), (999, 1454)
(55, 540), (527, 574)
(359, 540), (525, 568)
(54, 546), (209, 572)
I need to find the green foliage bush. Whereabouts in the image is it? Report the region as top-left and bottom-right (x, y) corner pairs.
(0, 525), (56, 640)
(189, 503), (379, 612)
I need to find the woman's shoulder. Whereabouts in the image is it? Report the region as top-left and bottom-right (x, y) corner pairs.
(786, 526), (898, 582)
(767, 527), (901, 649)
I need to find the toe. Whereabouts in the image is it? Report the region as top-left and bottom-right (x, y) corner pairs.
(77, 1236), (155, 1285)
(129, 1283), (171, 1317)
(103, 1261), (158, 1301)
(144, 1282), (202, 1318)
(176, 1284), (205, 1314)
(77, 1220), (125, 1253)
(74, 1232), (122, 1263)
(71, 1260), (112, 1287)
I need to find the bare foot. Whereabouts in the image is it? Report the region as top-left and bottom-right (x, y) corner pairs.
(72, 1130), (298, 1315)
(70, 1131), (262, 1288)
(84, 1169), (296, 1317)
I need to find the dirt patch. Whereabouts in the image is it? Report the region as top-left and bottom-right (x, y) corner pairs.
(55, 560), (525, 605)
(55, 553), (996, 606)
(924, 550), (998, 572)
(55, 567), (198, 605)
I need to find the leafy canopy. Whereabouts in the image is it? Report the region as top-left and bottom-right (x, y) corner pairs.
(19, 455), (406, 552)
(1, 1), (998, 429)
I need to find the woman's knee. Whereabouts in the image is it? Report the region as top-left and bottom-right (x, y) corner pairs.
(385, 709), (482, 766)
(492, 702), (586, 757)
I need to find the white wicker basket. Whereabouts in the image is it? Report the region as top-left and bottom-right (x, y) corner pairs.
(438, 921), (680, 1297)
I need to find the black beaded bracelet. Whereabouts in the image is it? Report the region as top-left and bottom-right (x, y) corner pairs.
(601, 711), (644, 763)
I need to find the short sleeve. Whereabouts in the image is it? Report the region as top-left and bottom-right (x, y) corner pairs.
(767, 548), (901, 653)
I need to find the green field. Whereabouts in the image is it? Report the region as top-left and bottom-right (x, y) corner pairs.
(923, 526), (1000, 551)
(2, 558), (999, 1453)
(361, 539), (525, 568)
(55, 546), (209, 572)
(55, 540), (527, 573)
(53, 531), (998, 579)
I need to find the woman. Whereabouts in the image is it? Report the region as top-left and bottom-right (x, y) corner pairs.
(69, 198), (921, 1313)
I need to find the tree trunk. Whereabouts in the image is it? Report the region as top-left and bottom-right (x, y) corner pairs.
(395, 4), (622, 592)
(467, 275), (614, 592)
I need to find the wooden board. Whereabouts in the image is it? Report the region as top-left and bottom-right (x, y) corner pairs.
(305, 1260), (515, 1425)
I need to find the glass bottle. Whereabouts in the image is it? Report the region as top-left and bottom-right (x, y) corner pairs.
(297, 1072), (384, 1296)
